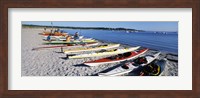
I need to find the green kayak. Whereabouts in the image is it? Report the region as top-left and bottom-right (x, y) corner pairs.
(43, 39), (97, 44)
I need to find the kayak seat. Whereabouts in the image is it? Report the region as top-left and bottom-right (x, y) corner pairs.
(121, 64), (129, 69)
(123, 52), (131, 57)
(141, 62), (161, 76)
(118, 54), (123, 59)
(134, 57), (148, 64)
(109, 55), (118, 60)
(150, 64), (161, 76)
(102, 44), (108, 46)
(98, 49), (107, 52)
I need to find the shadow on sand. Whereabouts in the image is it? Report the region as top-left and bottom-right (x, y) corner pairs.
(59, 54), (77, 60)
(59, 57), (68, 60)
(73, 63), (90, 67)
(54, 51), (64, 54)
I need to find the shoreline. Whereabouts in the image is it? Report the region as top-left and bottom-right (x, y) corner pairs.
(22, 27), (178, 76)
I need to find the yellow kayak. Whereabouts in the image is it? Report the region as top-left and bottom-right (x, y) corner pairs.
(64, 44), (120, 54)
(68, 46), (140, 59)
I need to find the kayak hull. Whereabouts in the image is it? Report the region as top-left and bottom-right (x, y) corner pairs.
(85, 49), (148, 66)
(43, 39), (97, 44)
(43, 36), (85, 41)
(98, 51), (161, 76)
(98, 69), (133, 76)
(32, 42), (99, 50)
(68, 46), (140, 59)
(41, 33), (67, 36)
(64, 44), (120, 54)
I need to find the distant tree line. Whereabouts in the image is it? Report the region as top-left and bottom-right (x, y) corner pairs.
(22, 24), (144, 32)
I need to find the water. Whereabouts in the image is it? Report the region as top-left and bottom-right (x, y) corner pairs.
(63, 29), (178, 54)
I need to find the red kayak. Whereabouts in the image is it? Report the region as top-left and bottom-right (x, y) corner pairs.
(84, 48), (148, 66)
(32, 42), (98, 51)
(40, 32), (67, 36)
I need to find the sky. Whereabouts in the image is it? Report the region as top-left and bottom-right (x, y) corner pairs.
(22, 21), (178, 32)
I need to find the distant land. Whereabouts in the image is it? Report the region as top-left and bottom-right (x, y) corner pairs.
(22, 24), (145, 32)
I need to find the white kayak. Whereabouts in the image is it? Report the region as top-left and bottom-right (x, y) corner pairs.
(68, 46), (140, 59)
(98, 52), (161, 76)
(64, 44), (120, 54)
(63, 36), (91, 41)
(43, 36), (65, 41)
(71, 36), (84, 39)
(43, 36), (85, 41)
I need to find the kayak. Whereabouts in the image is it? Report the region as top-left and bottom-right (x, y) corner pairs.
(43, 36), (85, 41)
(43, 37), (91, 41)
(41, 32), (67, 36)
(68, 46), (140, 59)
(84, 48), (148, 66)
(139, 59), (166, 76)
(43, 39), (97, 44)
(32, 42), (99, 50)
(71, 36), (84, 39)
(43, 36), (65, 41)
(64, 44), (120, 54)
(98, 52), (161, 76)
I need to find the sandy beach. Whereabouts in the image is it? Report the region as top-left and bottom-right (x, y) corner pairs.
(22, 27), (178, 76)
